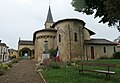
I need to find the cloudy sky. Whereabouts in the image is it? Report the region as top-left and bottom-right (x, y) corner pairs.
(0, 0), (119, 49)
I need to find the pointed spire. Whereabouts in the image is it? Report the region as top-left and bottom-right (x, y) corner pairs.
(46, 6), (53, 23)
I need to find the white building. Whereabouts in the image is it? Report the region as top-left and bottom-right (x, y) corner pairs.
(0, 40), (9, 62)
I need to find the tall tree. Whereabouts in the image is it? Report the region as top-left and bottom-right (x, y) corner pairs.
(71, 0), (120, 31)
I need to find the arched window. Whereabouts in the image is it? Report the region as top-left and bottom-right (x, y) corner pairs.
(59, 34), (61, 42)
(103, 47), (106, 53)
(74, 33), (77, 42)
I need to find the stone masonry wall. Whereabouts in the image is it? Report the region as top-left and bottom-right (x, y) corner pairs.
(84, 44), (117, 60)
(34, 31), (56, 62)
(54, 20), (85, 61)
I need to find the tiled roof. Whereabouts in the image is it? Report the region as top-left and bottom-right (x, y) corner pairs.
(9, 49), (18, 51)
(19, 40), (33, 45)
(85, 39), (118, 45)
(33, 28), (57, 41)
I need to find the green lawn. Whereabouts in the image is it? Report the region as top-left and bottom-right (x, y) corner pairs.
(42, 59), (120, 83)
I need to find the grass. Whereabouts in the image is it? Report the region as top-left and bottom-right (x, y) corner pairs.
(41, 59), (120, 83)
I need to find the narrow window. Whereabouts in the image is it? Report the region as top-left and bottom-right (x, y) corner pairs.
(104, 47), (106, 53)
(114, 47), (116, 52)
(59, 34), (61, 42)
(74, 33), (77, 42)
(91, 46), (95, 59)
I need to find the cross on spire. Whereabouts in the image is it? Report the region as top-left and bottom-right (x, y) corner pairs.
(49, 0), (51, 6)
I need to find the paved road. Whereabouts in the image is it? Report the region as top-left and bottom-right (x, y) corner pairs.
(0, 59), (44, 83)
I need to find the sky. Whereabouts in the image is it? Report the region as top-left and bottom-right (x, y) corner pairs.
(0, 0), (119, 49)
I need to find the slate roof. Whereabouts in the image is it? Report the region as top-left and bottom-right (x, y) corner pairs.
(85, 39), (118, 45)
(51, 18), (95, 36)
(84, 27), (95, 36)
(19, 40), (33, 45)
(52, 18), (86, 28)
(46, 6), (53, 23)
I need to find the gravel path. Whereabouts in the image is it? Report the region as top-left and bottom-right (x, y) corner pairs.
(0, 59), (45, 83)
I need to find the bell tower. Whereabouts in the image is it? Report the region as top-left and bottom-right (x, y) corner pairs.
(45, 1), (54, 29)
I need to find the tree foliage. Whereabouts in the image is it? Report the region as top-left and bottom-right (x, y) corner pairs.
(71, 0), (120, 31)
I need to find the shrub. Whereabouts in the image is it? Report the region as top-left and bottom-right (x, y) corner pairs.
(6, 63), (13, 68)
(0, 69), (6, 76)
(0, 64), (9, 70)
(113, 52), (120, 59)
(48, 62), (60, 69)
(11, 59), (19, 64)
(99, 56), (109, 59)
(42, 58), (51, 65)
(74, 60), (81, 65)
(36, 61), (61, 72)
(66, 61), (72, 66)
(49, 48), (56, 57)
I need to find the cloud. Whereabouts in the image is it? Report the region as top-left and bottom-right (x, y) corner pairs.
(16, 0), (33, 4)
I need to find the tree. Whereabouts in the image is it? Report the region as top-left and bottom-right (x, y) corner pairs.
(71, 0), (120, 31)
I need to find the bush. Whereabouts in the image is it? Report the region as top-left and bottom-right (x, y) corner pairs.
(66, 60), (76, 66)
(66, 61), (72, 66)
(74, 60), (81, 65)
(36, 61), (61, 72)
(113, 52), (120, 59)
(49, 48), (56, 57)
(0, 64), (9, 70)
(11, 59), (19, 64)
(0, 69), (6, 76)
(6, 63), (13, 68)
(42, 59), (51, 65)
(48, 62), (60, 69)
(99, 56), (109, 59)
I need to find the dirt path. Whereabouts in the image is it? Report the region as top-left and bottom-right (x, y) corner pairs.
(0, 59), (44, 83)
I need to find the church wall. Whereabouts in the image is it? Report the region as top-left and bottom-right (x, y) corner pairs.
(54, 20), (85, 61)
(35, 38), (44, 61)
(34, 39), (39, 61)
(85, 44), (117, 60)
(34, 31), (56, 61)
(84, 29), (90, 40)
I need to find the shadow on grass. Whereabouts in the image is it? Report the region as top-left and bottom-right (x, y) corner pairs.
(75, 72), (119, 83)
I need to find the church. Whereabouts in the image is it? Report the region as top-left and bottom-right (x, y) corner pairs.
(18, 6), (118, 62)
